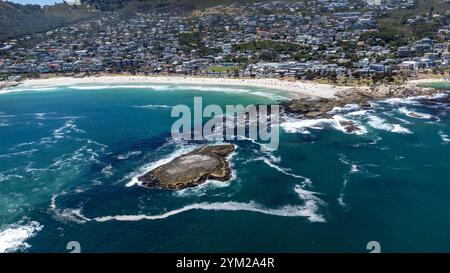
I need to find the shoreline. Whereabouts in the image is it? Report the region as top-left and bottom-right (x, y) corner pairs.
(7, 75), (352, 99)
(282, 80), (449, 120)
(1, 75), (447, 106)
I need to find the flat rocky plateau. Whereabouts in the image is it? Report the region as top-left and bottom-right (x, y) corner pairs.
(138, 144), (235, 190)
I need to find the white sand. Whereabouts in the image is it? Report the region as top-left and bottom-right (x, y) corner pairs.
(408, 78), (448, 86)
(16, 76), (351, 99)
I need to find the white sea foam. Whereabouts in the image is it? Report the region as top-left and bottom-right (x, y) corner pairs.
(391, 124), (412, 134)
(179, 85), (251, 93)
(0, 221), (43, 253)
(382, 97), (422, 106)
(94, 200), (326, 223)
(49, 142), (105, 171)
(259, 156), (306, 180)
(293, 185), (324, 205)
(398, 107), (433, 119)
(293, 185), (325, 220)
(53, 208), (90, 224)
(345, 110), (371, 117)
(67, 84), (252, 94)
(0, 113), (15, 118)
(386, 114), (413, 125)
(38, 136), (58, 146)
(332, 115), (368, 135)
(339, 155), (360, 173)
(133, 104), (172, 109)
(281, 116), (329, 133)
(0, 173), (24, 182)
(26, 112), (78, 121)
(53, 119), (85, 139)
(337, 155), (357, 207)
(101, 164), (114, 177)
(367, 115), (412, 134)
(0, 113), (12, 127)
(329, 104), (360, 114)
(49, 194), (60, 210)
(245, 149), (312, 187)
(0, 87), (58, 94)
(117, 150), (142, 160)
(249, 91), (290, 101)
(439, 131), (450, 143)
(0, 149), (38, 159)
(382, 93), (448, 106)
(337, 196), (346, 207)
(125, 145), (199, 187)
(34, 112), (47, 120)
(281, 115), (367, 135)
(350, 164), (359, 173)
(337, 178), (349, 207)
(13, 141), (36, 149)
(68, 85), (160, 90)
(49, 193), (90, 224)
(173, 179), (232, 197)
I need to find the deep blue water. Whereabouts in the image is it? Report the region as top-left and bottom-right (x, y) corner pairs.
(0, 83), (449, 253)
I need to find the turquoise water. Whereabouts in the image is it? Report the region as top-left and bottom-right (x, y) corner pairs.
(0, 83), (449, 253)
(419, 82), (450, 90)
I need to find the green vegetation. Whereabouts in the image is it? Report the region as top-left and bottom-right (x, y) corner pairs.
(178, 31), (209, 55)
(0, 2), (97, 41)
(178, 31), (220, 56)
(234, 40), (306, 53)
(234, 40), (314, 62)
(206, 65), (239, 73)
(376, 0), (450, 43)
(233, 40), (309, 61)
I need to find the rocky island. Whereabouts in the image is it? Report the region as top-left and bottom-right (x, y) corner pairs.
(138, 144), (235, 190)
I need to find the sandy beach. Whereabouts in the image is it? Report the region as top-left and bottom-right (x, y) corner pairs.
(407, 77), (448, 86)
(13, 75), (352, 99)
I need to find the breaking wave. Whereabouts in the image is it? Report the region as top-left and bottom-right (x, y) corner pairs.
(329, 104), (361, 114)
(398, 107), (433, 119)
(0, 87), (58, 94)
(117, 150), (142, 160)
(68, 85), (170, 91)
(173, 179), (232, 197)
(133, 105), (172, 109)
(67, 84), (285, 101)
(94, 200), (325, 223)
(439, 131), (450, 143)
(0, 221), (43, 253)
(251, 156), (310, 182)
(53, 119), (86, 139)
(281, 115), (367, 135)
(367, 115), (412, 134)
(249, 91), (290, 101)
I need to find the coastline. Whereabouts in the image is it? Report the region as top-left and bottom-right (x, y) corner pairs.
(9, 75), (352, 99)
(282, 77), (449, 120)
(2, 75), (447, 109)
(407, 77), (448, 86)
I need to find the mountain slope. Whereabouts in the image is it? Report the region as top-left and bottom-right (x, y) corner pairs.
(0, 1), (97, 41)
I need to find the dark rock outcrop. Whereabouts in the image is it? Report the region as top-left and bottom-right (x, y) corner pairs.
(282, 85), (444, 119)
(138, 144), (235, 190)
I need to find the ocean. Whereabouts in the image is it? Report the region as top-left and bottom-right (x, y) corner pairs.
(0, 82), (449, 253)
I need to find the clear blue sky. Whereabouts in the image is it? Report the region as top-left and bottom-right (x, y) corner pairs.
(7, 0), (65, 5)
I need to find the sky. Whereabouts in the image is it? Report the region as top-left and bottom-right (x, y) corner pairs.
(6, 0), (65, 5)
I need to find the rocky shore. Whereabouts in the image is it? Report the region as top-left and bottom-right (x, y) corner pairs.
(138, 144), (235, 190)
(282, 84), (446, 120)
(0, 81), (20, 90)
